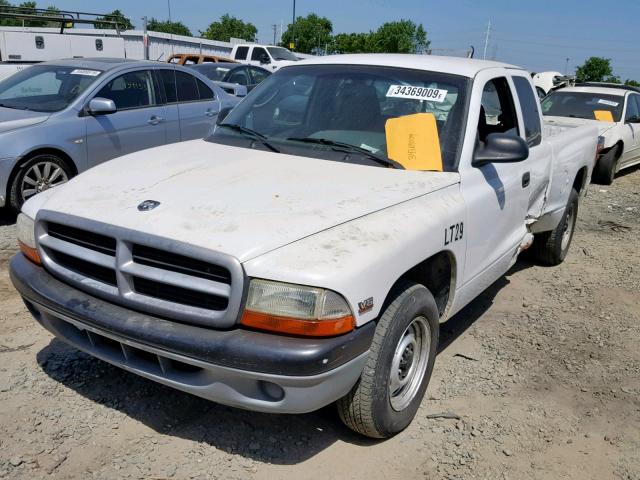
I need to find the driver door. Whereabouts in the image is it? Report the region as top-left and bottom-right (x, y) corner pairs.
(84, 69), (169, 166)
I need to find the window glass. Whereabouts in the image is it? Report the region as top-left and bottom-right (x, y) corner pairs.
(479, 77), (519, 142)
(513, 76), (542, 147)
(250, 67), (270, 84)
(251, 47), (269, 62)
(175, 71), (199, 102)
(159, 69), (177, 103)
(541, 92), (624, 122)
(96, 70), (154, 110)
(228, 68), (250, 86)
(196, 78), (214, 100)
(625, 95), (640, 121)
(0, 65), (101, 112)
(234, 46), (249, 60)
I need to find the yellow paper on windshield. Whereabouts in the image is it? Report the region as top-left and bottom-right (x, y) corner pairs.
(594, 110), (614, 122)
(385, 113), (443, 171)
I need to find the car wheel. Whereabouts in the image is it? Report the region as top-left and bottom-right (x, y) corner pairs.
(592, 145), (620, 185)
(532, 188), (579, 266)
(9, 154), (72, 212)
(337, 281), (439, 438)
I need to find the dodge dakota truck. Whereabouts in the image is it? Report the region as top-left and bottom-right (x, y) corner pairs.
(11, 54), (599, 439)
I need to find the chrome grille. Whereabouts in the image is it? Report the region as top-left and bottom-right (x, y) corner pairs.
(35, 211), (244, 328)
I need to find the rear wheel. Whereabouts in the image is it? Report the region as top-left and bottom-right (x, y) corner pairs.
(592, 145), (620, 185)
(532, 188), (579, 266)
(337, 281), (439, 438)
(9, 154), (72, 212)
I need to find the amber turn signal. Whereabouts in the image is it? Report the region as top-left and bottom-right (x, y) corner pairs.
(241, 310), (354, 337)
(19, 241), (41, 265)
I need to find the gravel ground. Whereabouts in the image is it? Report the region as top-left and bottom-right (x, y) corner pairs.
(0, 168), (638, 480)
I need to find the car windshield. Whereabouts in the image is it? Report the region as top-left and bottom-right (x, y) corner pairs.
(0, 64), (102, 113)
(267, 47), (298, 61)
(208, 64), (469, 171)
(541, 91), (624, 122)
(193, 65), (231, 81)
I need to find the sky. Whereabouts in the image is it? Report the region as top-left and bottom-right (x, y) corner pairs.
(38, 0), (640, 81)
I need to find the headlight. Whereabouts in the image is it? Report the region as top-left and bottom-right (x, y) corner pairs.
(240, 279), (354, 337)
(16, 213), (40, 265)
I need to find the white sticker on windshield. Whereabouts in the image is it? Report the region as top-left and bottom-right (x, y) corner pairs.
(597, 99), (619, 107)
(386, 85), (448, 102)
(70, 69), (101, 77)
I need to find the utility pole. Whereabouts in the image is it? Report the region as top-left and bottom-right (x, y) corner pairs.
(565, 57), (570, 75)
(482, 20), (491, 60)
(272, 24), (277, 45)
(142, 16), (149, 60)
(291, 0), (296, 50)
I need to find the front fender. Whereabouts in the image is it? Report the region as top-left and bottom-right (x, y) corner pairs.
(243, 184), (466, 327)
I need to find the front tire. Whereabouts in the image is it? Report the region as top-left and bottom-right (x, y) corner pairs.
(337, 281), (439, 438)
(9, 154), (72, 212)
(532, 188), (579, 266)
(592, 145), (619, 185)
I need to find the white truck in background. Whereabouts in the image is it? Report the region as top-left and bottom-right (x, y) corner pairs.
(229, 43), (300, 71)
(11, 55), (598, 439)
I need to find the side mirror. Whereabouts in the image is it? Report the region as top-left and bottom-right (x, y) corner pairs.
(88, 97), (116, 115)
(216, 106), (233, 125)
(260, 54), (271, 65)
(232, 85), (248, 97)
(473, 133), (529, 167)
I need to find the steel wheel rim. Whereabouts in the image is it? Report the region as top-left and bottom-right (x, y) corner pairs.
(21, 161), (68, 201)
(389, 316), (431, 411)
(561, 203), (575, 251)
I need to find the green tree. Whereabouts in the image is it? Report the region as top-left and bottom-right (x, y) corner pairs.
(147, 17), (191, 36)
(370, 20), (429, 54)
(95, 9), (134, 30)
(200, 14), (257, 42)
(575, 57), (615, 82)
(0, 2), (62, 27)
(332, 32), (373, 53)
(624, 79), (640, 87)
(281, 13), (333, 54)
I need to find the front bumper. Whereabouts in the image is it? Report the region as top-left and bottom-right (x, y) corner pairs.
(10, 254), (374, 413)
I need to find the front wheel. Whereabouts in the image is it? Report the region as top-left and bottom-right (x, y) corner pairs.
(337, 281), (439, 438)
(9, 154), (72, 212)
(532, 188), (579, 266)
(592, 145), (619, 185)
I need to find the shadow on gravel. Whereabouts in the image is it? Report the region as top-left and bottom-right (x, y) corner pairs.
(437, 258), (534, 353)
(614, 163), (640, 179)
(36, 339), (379, 465)
(34, 259), (534, 463)
(0, 209), (17, 226)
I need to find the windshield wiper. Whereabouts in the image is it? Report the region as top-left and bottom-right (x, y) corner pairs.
(286, 137), (404, 170)
(218, 123), (279, 153)
(0, 102), (30, 111)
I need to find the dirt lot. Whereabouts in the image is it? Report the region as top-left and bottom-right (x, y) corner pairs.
(0, 168), (638, 480)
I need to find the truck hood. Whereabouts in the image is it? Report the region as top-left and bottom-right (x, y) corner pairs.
(544, 115), (616, 136)
(31, 140), (460, 262)
(0, 106), (50, 134)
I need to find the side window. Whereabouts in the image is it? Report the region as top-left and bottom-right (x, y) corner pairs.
(228, 68), (250, 86)
(96, 70), (154, 110)
(196, 78), (214, 100)
(251, 47), (269, 63)
(479, 77), (519, 142)
(158, 69), (177, 103)
(175, 71), (199, 102)
(625, 95), (640, 121)
(513, 76), (542, 147)
(234, 46), (249, 60)
(250, 67), (269, 84)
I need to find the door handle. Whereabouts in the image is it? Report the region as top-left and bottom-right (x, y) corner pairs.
(522, 171), (531, 188)
(147, 115), (163, 125)
(205, 109), (218, 118)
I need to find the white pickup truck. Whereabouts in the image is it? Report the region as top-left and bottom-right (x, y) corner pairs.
(229, 43), (299, 71)
(11, 55), (598, 439)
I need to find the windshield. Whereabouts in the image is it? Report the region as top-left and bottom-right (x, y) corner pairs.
(541, 91), (624, 122)
(267, 47), (298, 61)
(0, 64), (102, 112)
(193, 65), (231, 81)
(208, 64), (469, 171)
